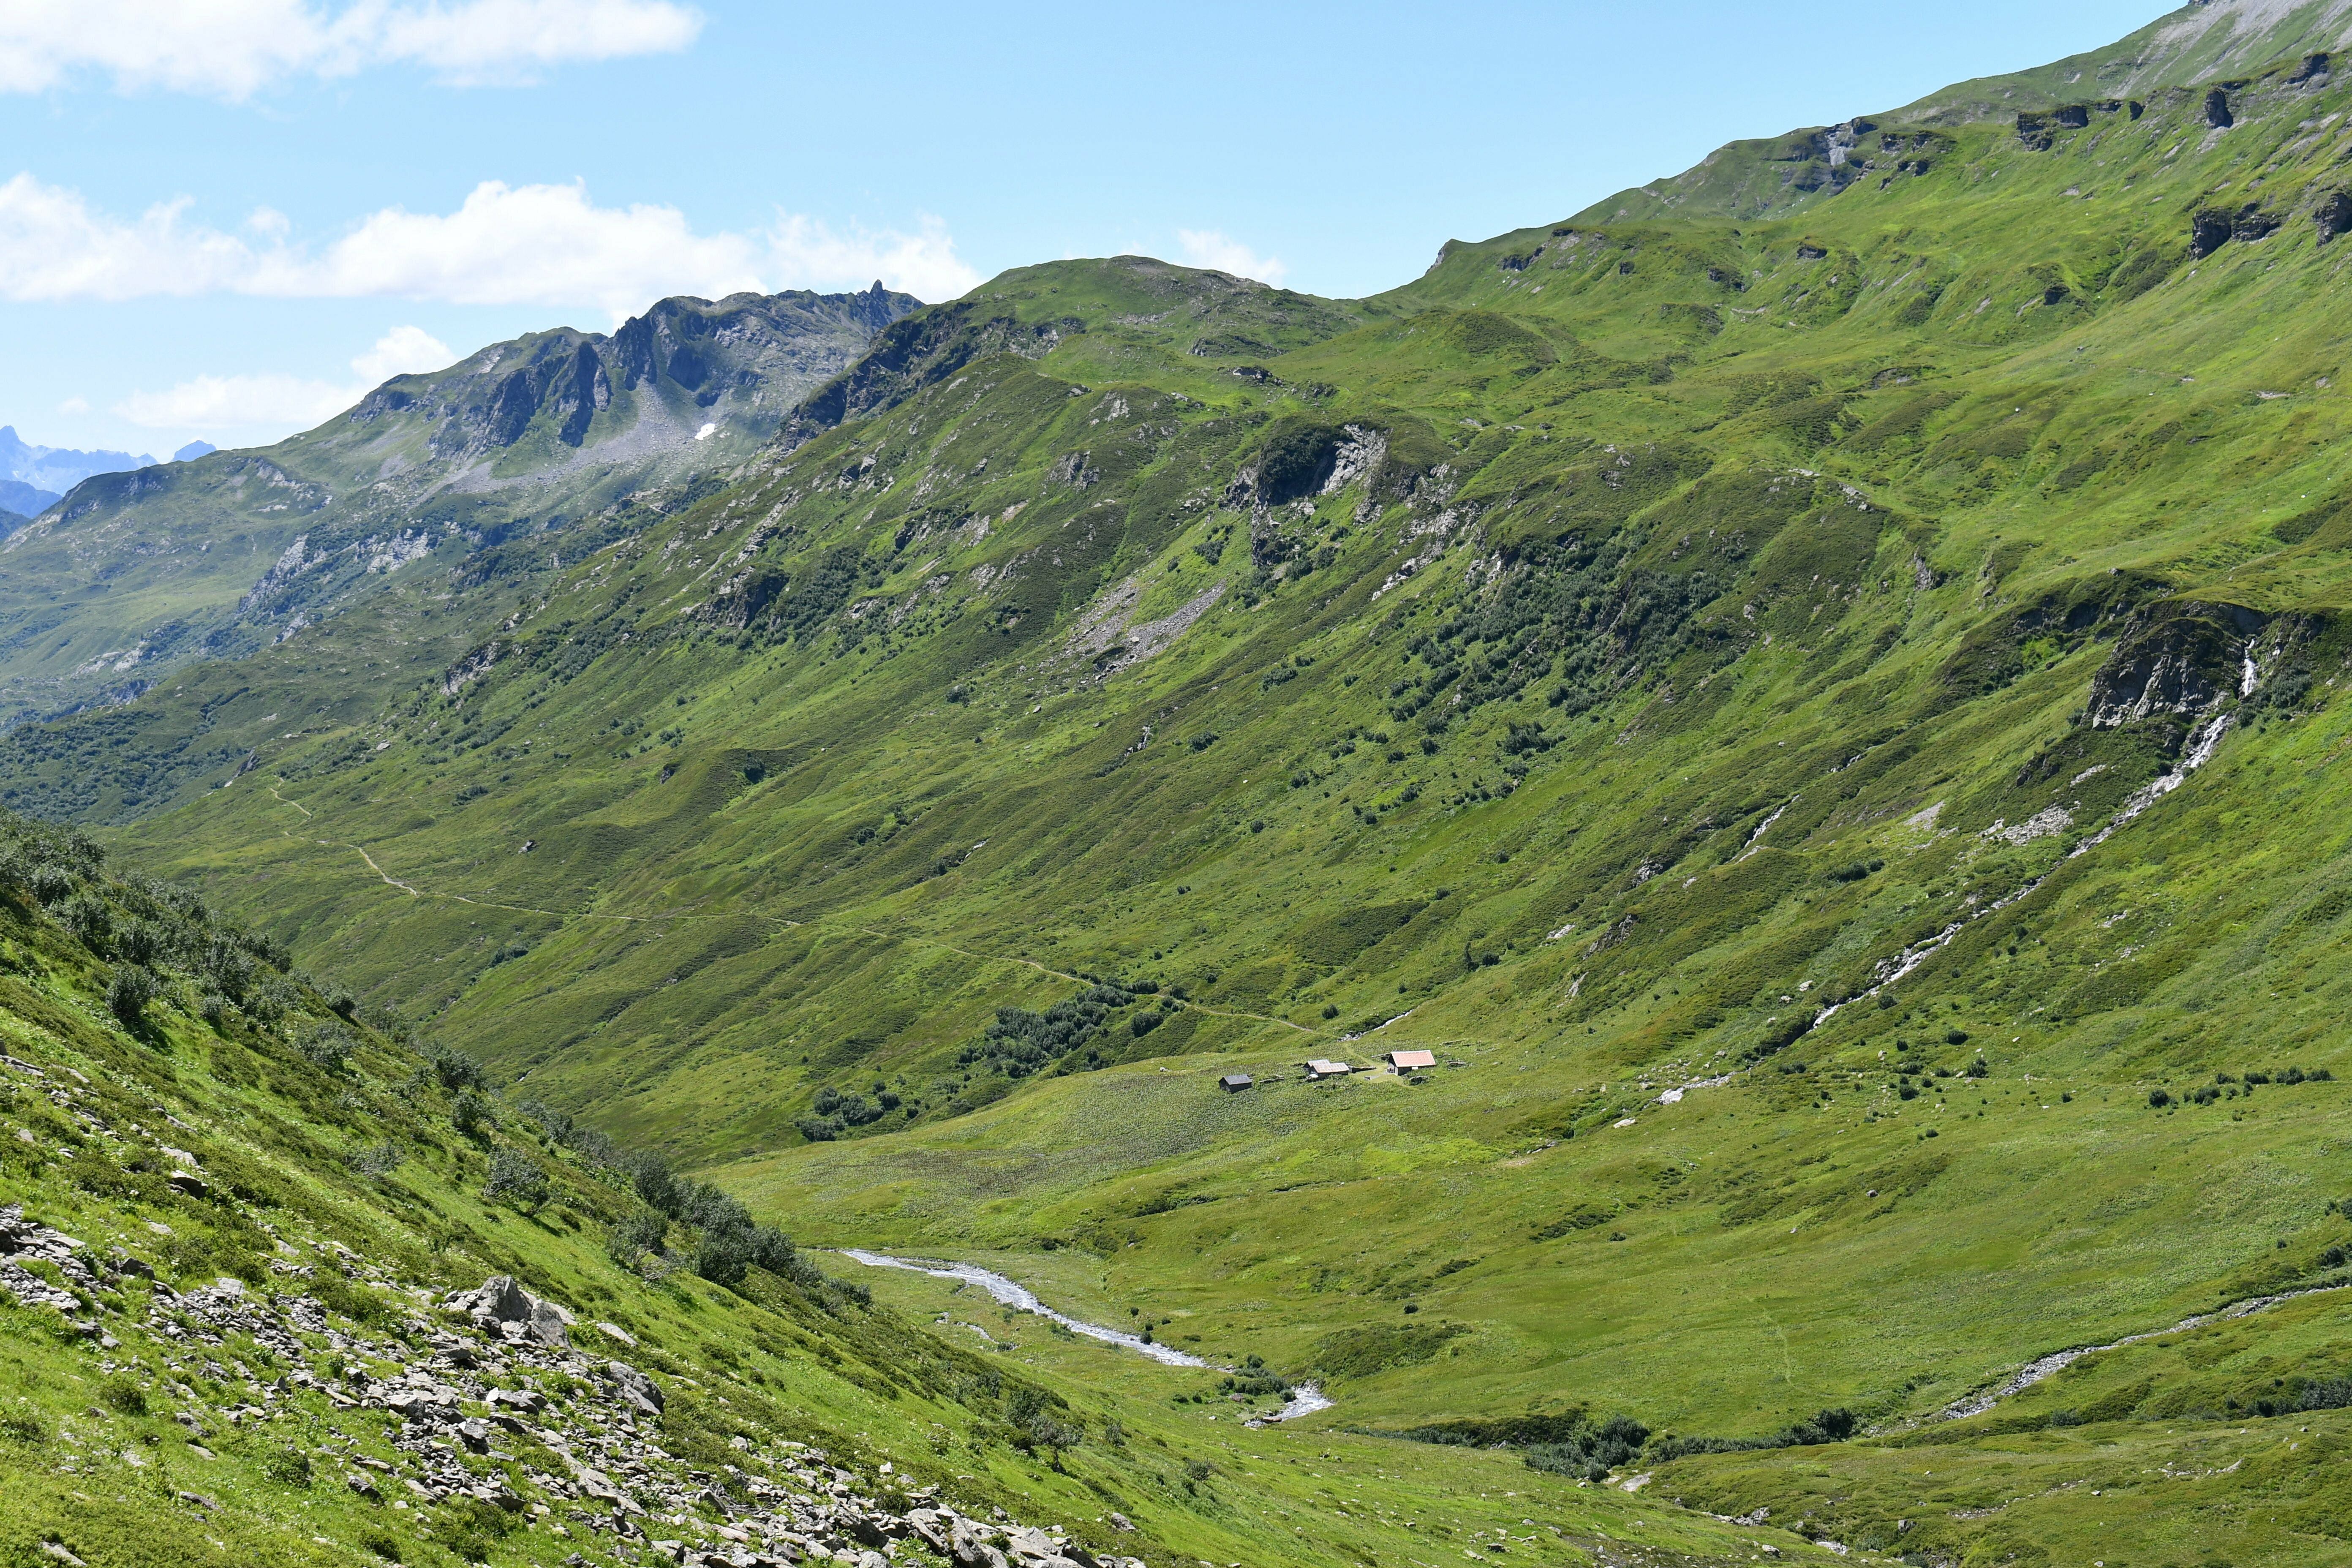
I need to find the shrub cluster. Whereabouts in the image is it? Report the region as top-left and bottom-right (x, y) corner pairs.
(0, 819), (297, 1028)
(957, 982), (1148, 1080)
(483, 1147), (550, 1212)
(1648, 1406), (1859, 1461)
(1524, 1414), (1651, 1482)
(795, 1082), (900, 1142)
(613, 1150), (811, 1289)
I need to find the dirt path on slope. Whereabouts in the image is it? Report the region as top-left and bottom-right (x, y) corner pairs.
(261, 782), (1317, 1037)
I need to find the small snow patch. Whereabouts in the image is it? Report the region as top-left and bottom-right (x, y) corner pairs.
(694, 422), (717, 441)
(1613, 1117), (1638, 1129)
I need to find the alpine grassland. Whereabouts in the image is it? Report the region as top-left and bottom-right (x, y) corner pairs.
(6, 5), (2352, 1565)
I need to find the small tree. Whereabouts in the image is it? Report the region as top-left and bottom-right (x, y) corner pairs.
(1026, 1410), (1082, 1470)
(107, 963), (162, 1025)
(693, 1224), (753, 1286)
(115, 919), (162, 966)
(452, 1088), (493, 1139)
(299, 1022), (354, 1072)
(64, 893), (113, 949)
(484, 1147), (550, 1212)
(605, 1212), (667, 1270)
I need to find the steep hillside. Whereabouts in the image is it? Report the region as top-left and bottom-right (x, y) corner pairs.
(0, 287), (917, 731)
(0, 9), (2349, 1565)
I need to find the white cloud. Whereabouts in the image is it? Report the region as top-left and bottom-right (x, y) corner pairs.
(0, 175), (259, 300)
(1175, 229), (1288, 287)
(116, 324), (457, 432)
(0, 0), (702, 98)
(0, 174), (976, 319)
(116, 372), (358, 431)
(296, 180), (766, 318)
(768, 213), (982, 302)
(349, 324), (453, 382)
(57, 396), (87, 414)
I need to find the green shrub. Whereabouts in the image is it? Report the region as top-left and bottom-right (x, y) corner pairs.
(299, 1022), (354, 1072)
(98, 1376), (147, 1417)
(483, 1147), (550, 1212)
(259, 1446), (313, 1486)
(346, 1140), (404, 1176)
(606, 1211), (667, 1269)
(106, 963), (163, 1024)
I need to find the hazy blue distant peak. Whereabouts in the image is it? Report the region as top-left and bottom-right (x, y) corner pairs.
(173, 441), (218, 463)
(0, 425), (157, 493)
(0, 480), (54, 520)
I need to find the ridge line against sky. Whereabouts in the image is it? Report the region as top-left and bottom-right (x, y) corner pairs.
(2, 0), (2172, 455)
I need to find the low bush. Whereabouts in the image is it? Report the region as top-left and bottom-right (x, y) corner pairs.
(106, 963), (162, 1024)
(98, 1376), (147, 1417)
(484, 1147), (550, 1212)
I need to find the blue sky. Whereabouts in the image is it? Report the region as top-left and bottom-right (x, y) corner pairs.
(0, 0), (2168, 456)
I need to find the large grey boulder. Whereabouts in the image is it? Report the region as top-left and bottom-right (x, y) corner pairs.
(441, 1274), (573, 1347)
(607, 1359), (665, 1416)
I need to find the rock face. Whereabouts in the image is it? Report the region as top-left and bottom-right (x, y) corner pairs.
(441, 1274), (574, 1348)
(2085, 602), (2265, 729)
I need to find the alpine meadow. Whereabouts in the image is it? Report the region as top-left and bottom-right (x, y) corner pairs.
(9, 5), (2352, 1568)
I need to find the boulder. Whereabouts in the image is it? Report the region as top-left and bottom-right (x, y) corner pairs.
(906, 1510), (955, 1554)
(607, 1360), (665, 1416)
(947, 1517), (1009, 1568)
(442, 1274), (573, 1347)
(1005, 1528), (1060, 1562)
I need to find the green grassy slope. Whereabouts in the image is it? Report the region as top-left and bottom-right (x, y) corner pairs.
(0, 288), (916, 734)
(0, 810), (1759, 1568)
(1575, 0), (2352, 223)
(0, 13), (2345, 1564)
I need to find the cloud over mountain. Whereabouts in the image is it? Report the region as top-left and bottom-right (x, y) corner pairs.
(0, 175), (979, 320)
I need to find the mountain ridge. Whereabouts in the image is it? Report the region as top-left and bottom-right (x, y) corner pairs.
(0, 283), (919, 731)
(1573, 0), (2352, 224)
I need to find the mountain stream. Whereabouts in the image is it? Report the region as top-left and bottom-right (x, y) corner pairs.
(837, 1249), (1332, 1424)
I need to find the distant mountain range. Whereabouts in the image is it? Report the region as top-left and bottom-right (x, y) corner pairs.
(0, 426), (160, 517)
(0, 479), (56, 519)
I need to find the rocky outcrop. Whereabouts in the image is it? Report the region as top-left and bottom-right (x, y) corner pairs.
(0, 1202), (95, 1317)
(2317, 190), (2352, 246)
(441, 1273), (574, 1348)
(2190, 202), (2282, 257)
(0, 1244), (1154, 1568)
(2085, 601), (2264, 729)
